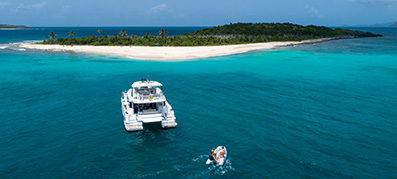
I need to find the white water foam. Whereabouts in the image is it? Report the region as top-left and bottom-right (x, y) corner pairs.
(192, 154), (207, 162)
(208, 158), (235, 176)
(0, 40), (41, 51)
(0, 45), (8, 49)
(192, 154), (235, 177)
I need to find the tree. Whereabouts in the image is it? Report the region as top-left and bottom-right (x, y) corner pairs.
(97, 29), (102, 36)
(69, 31), (75, 39)
(49, 31), (56, 40)
(159, 29), (168, 37)
(119, 28), (127, 37)
(38, 23), (378, 47)
(144, 32), (150, 39)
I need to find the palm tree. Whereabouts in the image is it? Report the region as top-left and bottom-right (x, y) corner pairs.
(119, 28), (127, 37)
(97, 29), (102, 36)
(49, 31), (56, 40)
(159, 29), (168, 38)
(144, 32), (150, 39)
(69, 31), (75, 39)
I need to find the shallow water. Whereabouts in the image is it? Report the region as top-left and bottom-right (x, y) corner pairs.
(0, 27), (396, 178)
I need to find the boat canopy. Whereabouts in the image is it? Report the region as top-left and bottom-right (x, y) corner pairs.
(131, 81), (163, 88)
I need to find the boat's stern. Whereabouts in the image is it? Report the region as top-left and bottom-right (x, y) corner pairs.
(124, 120), (143, 131)
(123, 114), (144, 132)
(161, 119), (177, 129)
(161, 102), (177, 129)
(161, 114), (177, 129)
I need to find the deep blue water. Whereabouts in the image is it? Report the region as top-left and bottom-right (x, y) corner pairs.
(0, 27), (396, 178)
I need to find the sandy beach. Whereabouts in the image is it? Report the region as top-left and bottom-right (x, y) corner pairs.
(19, 38), (332, 61)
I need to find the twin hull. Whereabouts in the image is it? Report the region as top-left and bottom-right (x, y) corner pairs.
(121, 101), (177, 131)
(121, 81), (177, 131)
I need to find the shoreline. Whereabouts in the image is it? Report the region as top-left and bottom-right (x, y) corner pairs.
(0, 28), (30, 30)
(19, 38), (334, 61)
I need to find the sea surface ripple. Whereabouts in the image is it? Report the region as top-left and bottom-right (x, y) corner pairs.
(0, 27), (396, 178)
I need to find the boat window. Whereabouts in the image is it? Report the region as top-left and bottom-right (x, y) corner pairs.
(138, 87), (150, 95)
(141, 103), (157, 110)
(150, 103), (157, 109)
(133, 105), (138, 114)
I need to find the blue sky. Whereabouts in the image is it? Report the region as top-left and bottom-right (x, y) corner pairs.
(1, 0), (396, 26)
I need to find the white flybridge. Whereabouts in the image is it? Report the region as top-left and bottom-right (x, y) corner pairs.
(121, 78), (177, 131)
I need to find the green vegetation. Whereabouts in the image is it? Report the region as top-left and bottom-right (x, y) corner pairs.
(69, 31), (75, 39)
(119, 28), (127, 37)
(39, 23), (382, 46)
(49, 31), (56, 40)
(187, 23), (381, 38)
(0, 24), (29, 29)
(159, 29), (168, 38)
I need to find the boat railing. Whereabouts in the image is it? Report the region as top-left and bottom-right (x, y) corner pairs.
(137, 109), (161, 115)
(134, 93), (164, 100)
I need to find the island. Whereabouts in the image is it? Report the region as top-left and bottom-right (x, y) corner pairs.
(19, 23), (382, 60)
(370, 21), (397, 27)
(0, 24), (30, 29)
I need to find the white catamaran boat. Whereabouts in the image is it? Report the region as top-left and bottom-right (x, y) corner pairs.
(121, 78), (177, 131)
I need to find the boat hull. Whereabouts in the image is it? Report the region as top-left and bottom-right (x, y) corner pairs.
(123, 113), (177, 132)
(124, 120), (143, 132)
(121, 79), (177, 132)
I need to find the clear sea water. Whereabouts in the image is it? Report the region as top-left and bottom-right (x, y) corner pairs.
(0, 27), (396, 178)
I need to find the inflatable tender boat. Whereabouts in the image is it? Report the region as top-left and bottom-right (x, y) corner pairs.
(206, 146), (227, 166)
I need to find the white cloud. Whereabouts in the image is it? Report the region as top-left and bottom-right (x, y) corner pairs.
(351, 0), (397, 3)
(305, 5), (322, 17)
(14, 1), (47, 12)
(16, 3), (29, 11)
(0, 1), (9, 8)
(146, 4), (170, 15)
(145, 4), (185, 19)
(64, 5), (72, 10)
(350, 0), (397, 6)
(32, 1), (47, 9)
(55, 5), (72, 17)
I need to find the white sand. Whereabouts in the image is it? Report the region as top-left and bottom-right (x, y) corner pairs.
(19, 38), (332, 61)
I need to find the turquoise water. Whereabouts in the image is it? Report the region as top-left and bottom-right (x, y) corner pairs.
(0, 27), (396, 178)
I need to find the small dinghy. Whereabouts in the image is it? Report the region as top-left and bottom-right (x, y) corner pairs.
(206, 146), (227, 166)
